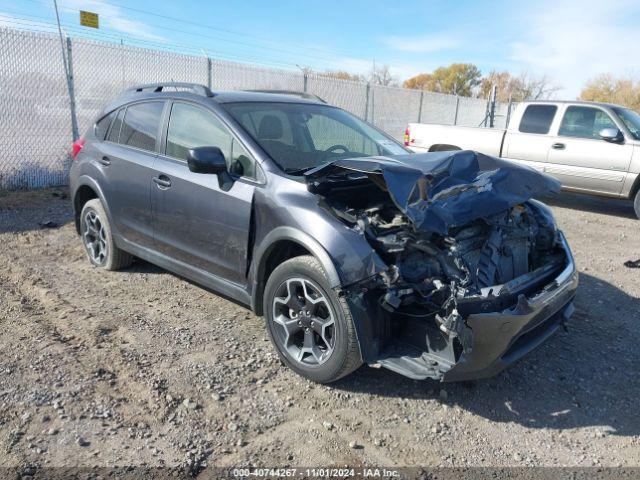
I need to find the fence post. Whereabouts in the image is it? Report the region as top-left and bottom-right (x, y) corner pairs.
(483, 96), (490, 127)
(303, 73), (308, 93)
(120, 38), (125, 88)
(206, 57), (212, 89)
(65, 36), (79, 141)
(489, 85), (497, 128)
(454, 96), (460, 125)
(364, 82), (370, 122)
(417, 91), (424, 123)
(370, 84), (375, 125)
(505, 101), (513, 128)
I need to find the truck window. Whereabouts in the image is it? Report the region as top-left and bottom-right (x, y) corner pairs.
(519, 105), (557, 134)
(613, 107), (640, 140)
(559, 106), (617, 139)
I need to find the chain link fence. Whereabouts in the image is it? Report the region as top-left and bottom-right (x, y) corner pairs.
(0, 27), (511, 190)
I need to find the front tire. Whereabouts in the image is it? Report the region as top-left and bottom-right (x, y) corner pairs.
(263, 255), (362, 383)
(80, 199), (133, 271)
(634, 189), (640, 220)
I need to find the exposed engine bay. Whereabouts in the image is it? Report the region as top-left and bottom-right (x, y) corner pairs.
(320, 180), (564, 335)
(305, 151), (573, 380)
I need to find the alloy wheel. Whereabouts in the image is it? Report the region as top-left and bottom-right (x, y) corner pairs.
(271, 277), (336, 366)
(82, 210), (108, 265)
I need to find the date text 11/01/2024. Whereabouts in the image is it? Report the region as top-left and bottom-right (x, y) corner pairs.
(231, 467), (401, 477)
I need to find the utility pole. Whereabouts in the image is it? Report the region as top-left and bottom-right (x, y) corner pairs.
(53, 0), (79, 140)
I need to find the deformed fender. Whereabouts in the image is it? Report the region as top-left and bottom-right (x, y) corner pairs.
(249, 226), (341, 312)
(71, 175), (113, 233)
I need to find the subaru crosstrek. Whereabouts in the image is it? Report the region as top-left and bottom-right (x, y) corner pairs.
(70, 83), (578, 383)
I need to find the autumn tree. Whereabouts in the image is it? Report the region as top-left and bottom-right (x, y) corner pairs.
(477, 71), (559, 102)
(580, 74), (640, 111)
(370, 64), (397, 86)
(319, 70), (365, 82)
(403, 73), (432, 90)
(403, 63), (481, 96)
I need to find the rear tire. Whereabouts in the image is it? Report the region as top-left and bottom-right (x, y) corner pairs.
(263, 255), (362, 383)
(634, 189), (640, 220)
(80, 199), (133, 271)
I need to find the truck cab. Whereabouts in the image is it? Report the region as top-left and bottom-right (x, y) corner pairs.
(405, 100), (640, 218)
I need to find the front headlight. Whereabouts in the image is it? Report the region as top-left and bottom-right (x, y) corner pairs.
(528, 199), (557, 231)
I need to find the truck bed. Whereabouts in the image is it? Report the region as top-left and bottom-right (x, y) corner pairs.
(406, 123), (506, 156)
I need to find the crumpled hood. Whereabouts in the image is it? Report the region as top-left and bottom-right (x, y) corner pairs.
(305, 150), (561, 235)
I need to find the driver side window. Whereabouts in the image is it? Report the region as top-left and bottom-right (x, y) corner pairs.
(166, 102), (256, 179)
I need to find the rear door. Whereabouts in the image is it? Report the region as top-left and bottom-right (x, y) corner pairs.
(152, 101), (259, 285)
(98, 101), (164, 248)
(503, 104), (557, 172)
(545, 105), (633, 194)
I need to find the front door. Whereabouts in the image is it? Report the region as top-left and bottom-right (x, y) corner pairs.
(546, 105), (633, 194)
(151, 101), (258, 285)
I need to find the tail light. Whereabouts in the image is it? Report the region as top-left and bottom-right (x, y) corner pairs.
(71, 137), (85, 160)
(403, 126), (411, 146)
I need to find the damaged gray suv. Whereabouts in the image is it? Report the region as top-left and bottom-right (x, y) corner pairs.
(70, 83), (578, 383)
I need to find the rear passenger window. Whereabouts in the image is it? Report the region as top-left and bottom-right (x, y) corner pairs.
(106, 109), (124, 143)
(519, 105), (557, 134)
(119, 102), (164, 152)
(95, 111), (116, 140)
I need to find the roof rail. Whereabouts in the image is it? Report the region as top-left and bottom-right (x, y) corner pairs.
(125, 82), (215, 97)
(245, 89), (326, 103)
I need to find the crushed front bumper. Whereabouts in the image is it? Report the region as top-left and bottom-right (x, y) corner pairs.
(442, 232), (578, 381)
(370, 232), (578, 381)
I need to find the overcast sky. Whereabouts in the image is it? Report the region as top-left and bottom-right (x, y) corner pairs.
(3, 0), (639, 98)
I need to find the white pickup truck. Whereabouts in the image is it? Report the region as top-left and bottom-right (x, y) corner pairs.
(404, 101), (640, 218)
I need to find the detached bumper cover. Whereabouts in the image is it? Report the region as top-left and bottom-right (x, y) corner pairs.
(442, 233), (578, 382)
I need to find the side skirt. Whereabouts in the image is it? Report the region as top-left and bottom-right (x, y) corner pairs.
(117, 236), (252, 308)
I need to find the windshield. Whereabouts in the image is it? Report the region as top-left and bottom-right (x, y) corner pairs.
(222, 102), (409, 174)
(613, 107), (640, 140)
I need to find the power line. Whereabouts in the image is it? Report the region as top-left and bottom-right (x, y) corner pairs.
(0, 5), (371, 73)
(0, 13), (309, 70)
(20, 0), (361, 65)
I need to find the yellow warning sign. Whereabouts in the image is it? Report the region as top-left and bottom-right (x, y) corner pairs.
(79, 10), (99, 28)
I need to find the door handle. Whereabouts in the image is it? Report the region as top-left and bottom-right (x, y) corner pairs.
(153, 175), (171, 189)
(97, 156), (111, 166)
(551, 143), (565, 150)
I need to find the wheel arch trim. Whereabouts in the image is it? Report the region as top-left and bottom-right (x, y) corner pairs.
(72, 176), (114, 234)
(250, 226), (341, 314)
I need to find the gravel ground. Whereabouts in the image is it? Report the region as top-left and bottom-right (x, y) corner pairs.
(0, 188), (639, 475)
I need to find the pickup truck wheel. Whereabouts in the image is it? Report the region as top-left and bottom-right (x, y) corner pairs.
(264, 255), (362, 383)
(634, 190), (640, 220)
(80, 199), (133, 271)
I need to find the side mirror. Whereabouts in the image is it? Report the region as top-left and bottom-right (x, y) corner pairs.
(599, 128), (624, 144)
(187, 146), (227, 174)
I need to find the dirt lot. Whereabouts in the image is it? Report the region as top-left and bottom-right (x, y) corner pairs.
(0, 188), (639, 475)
